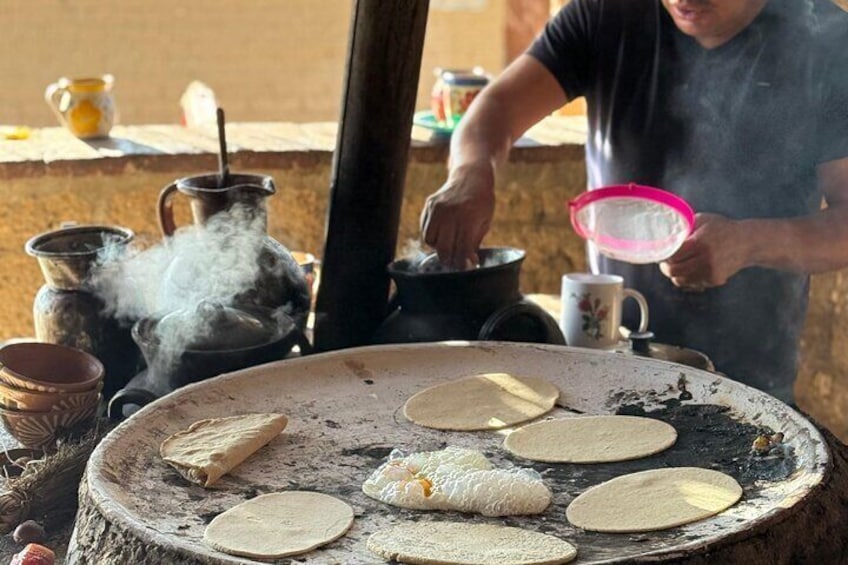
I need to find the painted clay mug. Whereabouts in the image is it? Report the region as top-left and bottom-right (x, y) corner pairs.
(44, 75), (116, 139)
(560, 273), (649, 349)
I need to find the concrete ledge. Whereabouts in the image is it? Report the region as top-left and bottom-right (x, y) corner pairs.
(0, 118), (588, 178)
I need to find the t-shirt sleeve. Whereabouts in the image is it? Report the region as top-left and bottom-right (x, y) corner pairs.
(818, 43), (848, 164)
(526, 0), (599, 102)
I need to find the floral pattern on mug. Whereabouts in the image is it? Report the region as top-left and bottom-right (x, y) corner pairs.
(571, 292), (609, 340)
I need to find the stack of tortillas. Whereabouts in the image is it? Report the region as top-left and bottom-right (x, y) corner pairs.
(367, 521), (577, 565)
(404, 372), (560, 431)
(160, 412), (288, 487)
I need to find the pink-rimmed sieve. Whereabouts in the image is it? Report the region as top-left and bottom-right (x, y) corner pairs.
(569, 183), (695, 264)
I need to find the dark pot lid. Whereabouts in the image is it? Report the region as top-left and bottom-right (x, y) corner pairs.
(155, 300), (282, 351)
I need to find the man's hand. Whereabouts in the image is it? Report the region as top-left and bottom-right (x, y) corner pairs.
(659, 213), (750, 291)
(420, 160), (496, 268)
(418, 55), (568, 269)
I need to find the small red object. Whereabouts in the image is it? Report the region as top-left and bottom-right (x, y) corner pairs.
(9, 544), (55, 565)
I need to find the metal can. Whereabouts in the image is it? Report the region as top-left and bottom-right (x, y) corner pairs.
(440, 67), (489, 127)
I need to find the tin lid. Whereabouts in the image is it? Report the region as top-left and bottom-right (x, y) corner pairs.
(155, 300), (281, 351)
(441, 68), (490, 86)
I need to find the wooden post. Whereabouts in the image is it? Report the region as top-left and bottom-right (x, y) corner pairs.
(313, 0), (430, 352)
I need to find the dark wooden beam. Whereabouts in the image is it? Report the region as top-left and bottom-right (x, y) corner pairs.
(313, 0), (430, 351)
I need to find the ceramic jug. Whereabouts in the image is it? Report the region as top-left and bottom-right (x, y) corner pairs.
(44, 75), (116, 139)
(157, 173), (311, 330)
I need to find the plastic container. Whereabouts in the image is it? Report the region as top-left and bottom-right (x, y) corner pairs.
(569, 184), (695, 264)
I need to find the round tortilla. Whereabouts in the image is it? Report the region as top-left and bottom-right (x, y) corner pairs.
(203, 491), (353, 559)
(403, 373), (560, 431)
(504, 415), (677, 463)
(367, 521), (578, 565)
(566, 467), (743, 533)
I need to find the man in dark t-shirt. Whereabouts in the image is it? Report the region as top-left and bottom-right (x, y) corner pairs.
(420, 0), (848, 403)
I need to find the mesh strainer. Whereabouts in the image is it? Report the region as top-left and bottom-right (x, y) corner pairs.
(569, 184), (695, 264)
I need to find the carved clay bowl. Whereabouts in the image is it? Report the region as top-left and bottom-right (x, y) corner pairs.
(0, 380), (102, 412)
(0, 342), (103, 393)
(0, 396), (100, 447)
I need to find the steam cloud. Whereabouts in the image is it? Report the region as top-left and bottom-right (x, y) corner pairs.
(90, 203), (280, 372)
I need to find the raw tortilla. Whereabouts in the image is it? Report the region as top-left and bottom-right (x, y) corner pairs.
(504, 415), (677, 463)
(160, 412), (287, 487)
(204, 491), (354, 559)
(566, 467), (743, 533)
(404, 373), (560, 431)
(367, 521), (577, 565)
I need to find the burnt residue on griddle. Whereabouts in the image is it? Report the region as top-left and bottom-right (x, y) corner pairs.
(340, 445), (396, 460)
(241, 487), (262, 500)
(199, 511), (220, 524)
(519, 401), (795, 501)
(614, 401), (797, 484)
(162, 473), (188, 488)
(491, 401), (800, 560)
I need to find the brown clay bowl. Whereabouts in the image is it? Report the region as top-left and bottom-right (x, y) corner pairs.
(0, 342), (103, 393)
(0, 379), (102, 412)
(0, 397), (100, 447)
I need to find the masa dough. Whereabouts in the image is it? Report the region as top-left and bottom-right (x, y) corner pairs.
(160, 412), (287, 487)
(566, 467), (743, 533)
(504, 415), (677, 463)
(367, 521), (577, 565)
(404, 373), (560, 431)
(204, 491), (354, 559)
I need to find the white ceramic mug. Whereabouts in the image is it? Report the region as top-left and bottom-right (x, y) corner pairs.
(560, 273), (649, 349)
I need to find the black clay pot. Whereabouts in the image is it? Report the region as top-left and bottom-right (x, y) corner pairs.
(373, 247), (564, 345)
(107, 301), (310, 419)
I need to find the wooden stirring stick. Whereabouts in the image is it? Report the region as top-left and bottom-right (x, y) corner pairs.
(216, 107), (230, 188)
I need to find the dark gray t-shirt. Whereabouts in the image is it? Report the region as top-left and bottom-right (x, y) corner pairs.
(529, 0), (848, 402)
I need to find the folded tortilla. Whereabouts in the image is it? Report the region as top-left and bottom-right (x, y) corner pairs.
(160, 413), (288, 487)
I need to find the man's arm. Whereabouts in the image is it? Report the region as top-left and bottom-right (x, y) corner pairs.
(420, 55), (568, 268)
(661, 156), (848, 289)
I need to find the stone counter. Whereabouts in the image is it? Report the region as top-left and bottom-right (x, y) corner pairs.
(0, 117), (845, 440)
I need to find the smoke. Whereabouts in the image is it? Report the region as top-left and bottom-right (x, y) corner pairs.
(398, 238), (509, 273)
(400, 238), (429, 265)
(89, 203), (276, 372)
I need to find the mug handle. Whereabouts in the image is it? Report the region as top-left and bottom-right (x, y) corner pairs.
(44, 81), (68, 124)
(479, 300), (566, 345)
(157, 182), (179, 236)
(622, 288), (650, 333)
(107, 387), (159, 420)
